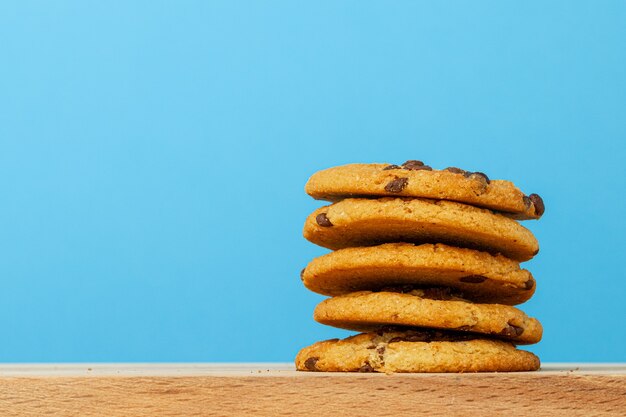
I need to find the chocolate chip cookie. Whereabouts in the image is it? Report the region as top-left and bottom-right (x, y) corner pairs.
(301, 243), (535, 305)
(314, 290), (543, 344)
(305, 162), (545, 220)
(296, 329), (540, 372)
(303, 198), (539, 261)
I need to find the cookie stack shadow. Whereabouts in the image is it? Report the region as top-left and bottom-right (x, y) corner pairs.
(295, 161), (545, 373)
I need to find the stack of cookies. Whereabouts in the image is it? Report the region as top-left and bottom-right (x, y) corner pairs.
(296, 161), (545, 373)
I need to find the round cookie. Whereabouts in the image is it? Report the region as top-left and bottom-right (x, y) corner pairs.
(301, 243), (535, 305)
(303, 198), (539, 262)
(305, 162), (545, 220)
(296, 329), (540, 373)
(314, 290), (543, 344)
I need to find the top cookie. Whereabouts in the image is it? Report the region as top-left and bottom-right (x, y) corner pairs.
(305, 162), (545, 220)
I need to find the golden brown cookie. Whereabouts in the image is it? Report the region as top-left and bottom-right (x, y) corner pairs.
(314, 290), (543, 344)
(305, 162), (545, 220)
(303, 198), (539, 262)
(301, 243), (535, 305)
(295, 329), (540, 373)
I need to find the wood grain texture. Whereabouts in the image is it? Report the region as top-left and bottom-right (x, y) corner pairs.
(0, 364), (624, 416)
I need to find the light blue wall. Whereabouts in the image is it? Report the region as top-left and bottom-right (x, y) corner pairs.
(0, 1), (624, 362)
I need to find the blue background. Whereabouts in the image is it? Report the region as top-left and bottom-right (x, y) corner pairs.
(0, 1), (624, 363)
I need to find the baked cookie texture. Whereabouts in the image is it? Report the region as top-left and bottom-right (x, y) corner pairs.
(295, 329), (540, 373)
(303, 198), (539, 262)
(302, 243), (535, 305)
(297, 161), (544, 373)
(305, 162), (545, 220)
(314, 291), (543, 344)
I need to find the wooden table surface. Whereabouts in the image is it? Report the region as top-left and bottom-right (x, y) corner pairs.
(1, 363), (624, 416)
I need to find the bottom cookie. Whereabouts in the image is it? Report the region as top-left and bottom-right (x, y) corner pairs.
(295, 329), (540, 373)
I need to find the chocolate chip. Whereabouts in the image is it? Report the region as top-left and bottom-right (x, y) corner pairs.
(499, 324), (524, 337)
(464, 171), (491, 185)
(523, 195), (532, 210)
(304, 357), (319, 371)
(512, 325), (524, 336)
(358, 362), (375, 373)
(315, 213), (333, 227)
(460, 275), (487, 284)
(299, 268), (305, 281)
(529, 193), (545, 216)
(402, 160), (424, 167)
(366, 345), (376, 349)
(384, 177), (409, 193)
(444, 167), (467, 174)
(524, 279), (535, 290)
(383, 164), (401, 170)
(376, 346), (386, 355)
(402, 160), (432, 171)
